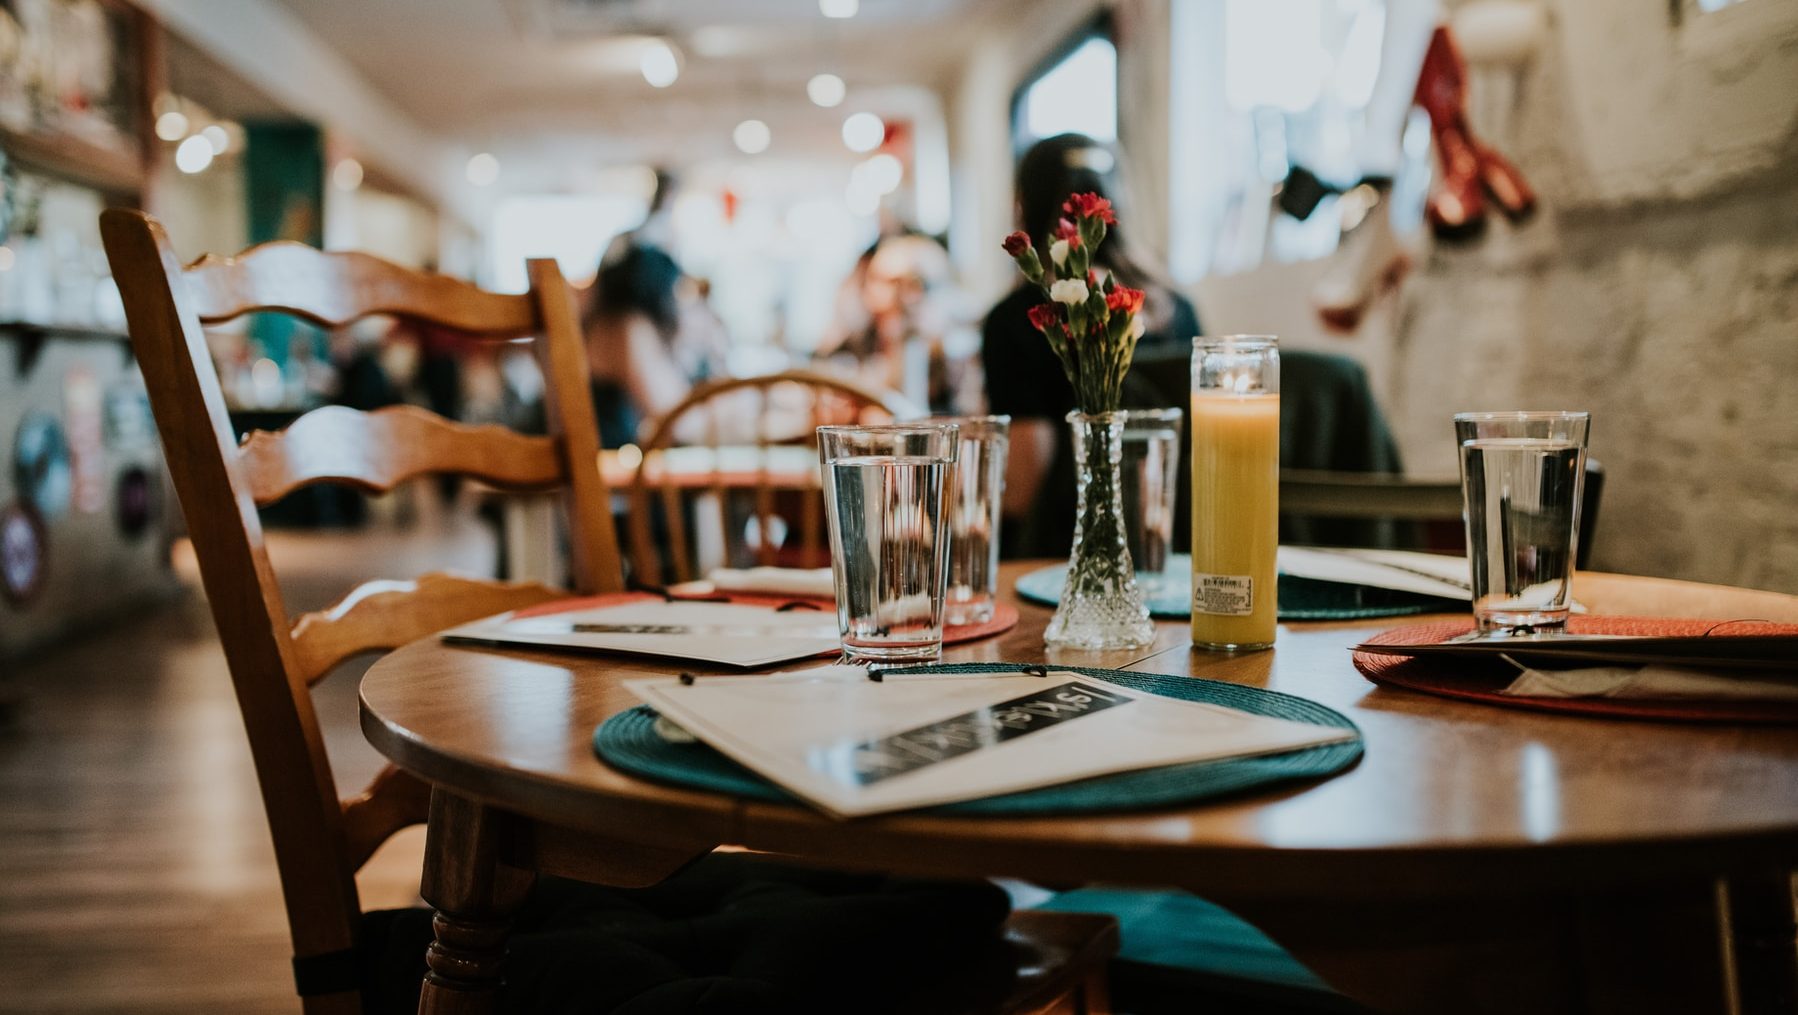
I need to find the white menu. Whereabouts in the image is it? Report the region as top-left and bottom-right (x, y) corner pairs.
(627, 669), (1354, 818)
(442, 600), (842, 668)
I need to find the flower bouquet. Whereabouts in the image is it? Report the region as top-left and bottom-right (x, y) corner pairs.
(1002, 193), (1154, 649)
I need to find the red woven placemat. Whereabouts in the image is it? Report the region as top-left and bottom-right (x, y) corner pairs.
(1354, 616), (1798, 724)
(511, 592), (1019, 647)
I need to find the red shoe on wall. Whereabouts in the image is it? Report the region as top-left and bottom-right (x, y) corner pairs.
(1416, 26), (1485, 240)
(1414, 25), (1538, 240)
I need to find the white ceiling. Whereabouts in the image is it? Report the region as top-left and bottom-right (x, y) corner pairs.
(269, 0), (1015, 191)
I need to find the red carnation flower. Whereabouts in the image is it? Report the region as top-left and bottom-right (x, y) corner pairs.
(1105, 286), (1145, 316)
(1026, 302), (1065, 333)
(1054, 217), (1081, 245)
(1001, 230), (1031, 257)
(1061, 192), (1117, 225)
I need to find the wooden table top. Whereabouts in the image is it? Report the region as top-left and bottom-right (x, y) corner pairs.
(359, 564), (1798, 903)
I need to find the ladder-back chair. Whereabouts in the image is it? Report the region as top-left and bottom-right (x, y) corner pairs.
(625, 369), (918, 586)
(101, 209), (623, 1013)
(104, 213), (1116, 1015)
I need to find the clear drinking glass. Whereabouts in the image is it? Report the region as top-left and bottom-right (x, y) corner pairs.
(1119, 408), (1183, 597)
(933, 415), (1009, 627)
(817, 423), (960, 662)
(1454, 411), (1590, 634)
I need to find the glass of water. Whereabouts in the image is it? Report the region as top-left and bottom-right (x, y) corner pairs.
(817, 423), (960, 662)
(1119, 408), (1184, 597)
(932, 415), (1009, 627)
(1454, 411), (1590, 634)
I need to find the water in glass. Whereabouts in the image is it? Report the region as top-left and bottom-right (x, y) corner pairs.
(823, 453), (953, 661)
(939, 416), (1008, 626)
(1461, 437), (1582, 631)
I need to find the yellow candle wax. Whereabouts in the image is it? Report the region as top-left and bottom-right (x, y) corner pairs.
(1190, 393), (1280, 649)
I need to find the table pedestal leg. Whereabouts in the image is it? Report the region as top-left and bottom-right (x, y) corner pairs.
(417, 790), (534, 1015)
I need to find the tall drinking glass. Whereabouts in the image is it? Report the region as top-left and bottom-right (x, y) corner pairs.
(817, 423), (960, 662)
(933, 415), (1009, 626)
(1454, 411), (1590, 634)
(1119, 409), (1183, 597)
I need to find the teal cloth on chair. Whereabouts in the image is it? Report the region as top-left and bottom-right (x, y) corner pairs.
(1038, 888), (1365, 1013)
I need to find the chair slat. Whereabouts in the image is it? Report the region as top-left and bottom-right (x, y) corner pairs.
(289, 572), (566, 684)
(185, 240), (537, 335)
(239, 404), (563, 507)
(339, 765), (433, 872)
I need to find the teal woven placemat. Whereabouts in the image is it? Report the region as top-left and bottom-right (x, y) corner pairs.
(593, 663), (1362, 816)
(1015, 554), (1459, 621)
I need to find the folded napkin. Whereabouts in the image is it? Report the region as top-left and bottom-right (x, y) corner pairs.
(703, 566), (835, 599)
(1500, 662), (1798, 702)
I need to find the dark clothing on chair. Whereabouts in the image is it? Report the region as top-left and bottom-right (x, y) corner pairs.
(1276, 351), (1407, 548)
(358, 853), (1014, 1015)
(982, 284), (1202, 559)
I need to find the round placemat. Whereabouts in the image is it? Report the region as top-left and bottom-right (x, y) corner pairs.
(1014, 555), (1456, 621)
(514, 591), (1016, 646)
(1355, 616), (1798, 724)
(593, 663), (1363, 816)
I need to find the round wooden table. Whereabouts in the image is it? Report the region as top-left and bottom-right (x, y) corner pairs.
(361, 565), (1798, 1014)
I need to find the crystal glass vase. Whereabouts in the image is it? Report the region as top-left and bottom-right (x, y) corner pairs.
(1044, 411), (1156, 650)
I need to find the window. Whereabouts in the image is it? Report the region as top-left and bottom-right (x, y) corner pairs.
(1168, 0), (1418, 281)
(1012, 25), (1117, 151)
(487, 193), (647, 293)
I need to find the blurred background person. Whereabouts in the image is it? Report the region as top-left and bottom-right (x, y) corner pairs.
(819, 232), (979, 414)
(982, 133), (1201, 559)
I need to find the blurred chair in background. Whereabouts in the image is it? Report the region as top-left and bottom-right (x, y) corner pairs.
(624, 369), (918, 588)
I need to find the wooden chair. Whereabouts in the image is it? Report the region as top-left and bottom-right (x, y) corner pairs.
(102, 209), (621, 1013)
(1280, 459), (1605, 568)
(102, 211), (1113, 1015)
(625, 369), (919, 587)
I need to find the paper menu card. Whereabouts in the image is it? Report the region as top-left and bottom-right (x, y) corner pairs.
(626, 670), (1354, 818)
(1277, 547), (1471, 601)
(442, 600), (841, 668)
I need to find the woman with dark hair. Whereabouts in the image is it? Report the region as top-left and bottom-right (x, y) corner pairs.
(584, 241), (693, 448)
(982, 132), (1201, 557)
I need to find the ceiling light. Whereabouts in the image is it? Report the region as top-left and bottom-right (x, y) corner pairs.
(820, 0), (858, 18)
(807, 73), (846, 108)
(640, 39), (680, 88)
(466, 152), (500, 187)
(733, 119), (771, 155)
(332, 158), (364, 191)
(201, 124), (230, 154)
(856, 153), (904, 195)
(841, 112), (884, 153)
(174, 135), (214, 174)
(155, 111), (188, 142)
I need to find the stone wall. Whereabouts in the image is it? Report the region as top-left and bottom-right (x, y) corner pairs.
(1388, 0), (1798, 592)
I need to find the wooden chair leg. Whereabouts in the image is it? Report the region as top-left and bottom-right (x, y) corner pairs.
(416, 790), (534, 1015)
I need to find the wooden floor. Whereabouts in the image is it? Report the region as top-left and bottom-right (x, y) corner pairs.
(0, 502), (499, 1013)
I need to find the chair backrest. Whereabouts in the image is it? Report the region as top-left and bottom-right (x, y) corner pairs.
(100, 209), (625, 1013)
(625, 369), (917, 586)
(1278, 460), (1605, 568)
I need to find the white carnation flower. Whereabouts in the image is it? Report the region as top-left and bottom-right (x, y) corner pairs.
(1049, 239), (1070, 267)
(1049, 278), (1089, 305)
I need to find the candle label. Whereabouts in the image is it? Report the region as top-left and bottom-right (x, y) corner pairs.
(1193, 574), (1254, 616)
